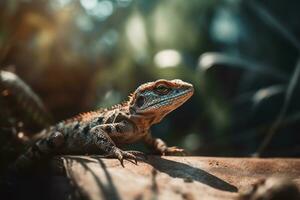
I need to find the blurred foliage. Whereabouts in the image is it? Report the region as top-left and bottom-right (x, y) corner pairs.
(0, 0), (300, 161)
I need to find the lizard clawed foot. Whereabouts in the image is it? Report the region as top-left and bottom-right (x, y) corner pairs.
(163, 146), (187, 156)
(112, 148), (145, 167)
(125, 150), (148, 160)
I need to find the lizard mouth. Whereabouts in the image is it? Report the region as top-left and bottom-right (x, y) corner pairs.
(144, 88), (193, 110)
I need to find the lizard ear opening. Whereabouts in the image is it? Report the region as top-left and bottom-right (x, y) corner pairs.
(136, 96), (145, 108)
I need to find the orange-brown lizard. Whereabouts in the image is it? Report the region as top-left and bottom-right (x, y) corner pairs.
(16, 79), (194, 168)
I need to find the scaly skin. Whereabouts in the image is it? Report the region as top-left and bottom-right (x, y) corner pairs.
(16, 79), (194, 168)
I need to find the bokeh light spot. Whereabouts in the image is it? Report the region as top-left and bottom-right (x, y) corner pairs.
(85, 0), (114, 21)
(154, 49), (182, 68)
(211, 8), (239, 44)
(80, 0), (98, 10)
(116, 0), (132, 7)
(126, 14), (147, 56)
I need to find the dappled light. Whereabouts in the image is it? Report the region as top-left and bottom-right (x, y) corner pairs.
(0, 0), (299, 160)
(0, 1), (300, 199)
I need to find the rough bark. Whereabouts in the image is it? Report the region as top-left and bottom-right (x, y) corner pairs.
(58, 156), (300, 200)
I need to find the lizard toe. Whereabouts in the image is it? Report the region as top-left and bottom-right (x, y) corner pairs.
(122, 151), (138, 165)
(112, 148), (141, 166)
(164, 146), (187, 156)
(113, 148), (125, 167)
(125, 150), (147, 160)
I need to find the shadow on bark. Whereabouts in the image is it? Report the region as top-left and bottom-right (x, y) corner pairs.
(145, 156), (238, 192)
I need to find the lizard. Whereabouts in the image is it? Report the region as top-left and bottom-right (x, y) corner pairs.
(15, 79), (194, 169)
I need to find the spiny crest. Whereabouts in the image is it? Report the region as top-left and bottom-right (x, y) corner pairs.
(128, 92), (135, 104)
(63, 102), (130, 124)
(64, 109), (104, 123)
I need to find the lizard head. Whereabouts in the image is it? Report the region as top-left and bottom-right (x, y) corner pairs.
(128, 79), (194, 122)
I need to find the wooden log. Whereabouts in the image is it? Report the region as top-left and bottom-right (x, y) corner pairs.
(59, 156), (300, 200)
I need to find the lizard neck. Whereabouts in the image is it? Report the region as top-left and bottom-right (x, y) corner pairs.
(127, 105), (167, 131)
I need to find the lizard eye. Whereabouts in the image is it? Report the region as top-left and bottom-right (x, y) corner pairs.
(154, 84), (170, 95)
(136, 96), (145, 108)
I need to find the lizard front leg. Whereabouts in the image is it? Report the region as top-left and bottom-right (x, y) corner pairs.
(88, 124), (145, 166)
(143, 131), (186, 156)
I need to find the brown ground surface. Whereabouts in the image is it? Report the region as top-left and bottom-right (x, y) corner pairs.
(60, 156), (300, 200)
